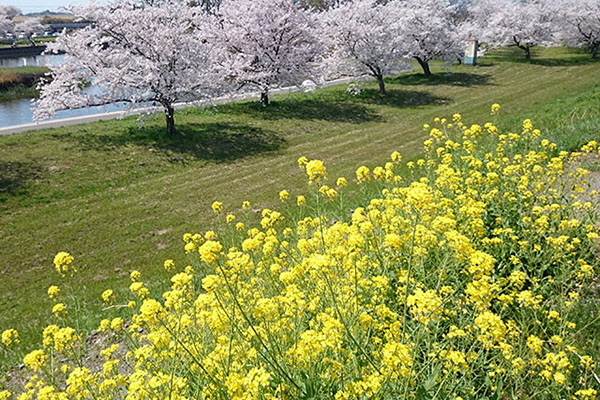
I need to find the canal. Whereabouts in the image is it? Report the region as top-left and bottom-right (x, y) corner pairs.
(0, 54), (132, 128)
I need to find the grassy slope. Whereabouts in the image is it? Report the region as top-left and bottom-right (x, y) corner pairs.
(0, 47), (599, 365)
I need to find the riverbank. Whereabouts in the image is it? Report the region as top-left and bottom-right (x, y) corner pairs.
(0, 66), (48, 101)
(0, 44), (47, 55)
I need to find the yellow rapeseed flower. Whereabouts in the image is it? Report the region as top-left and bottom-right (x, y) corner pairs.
(52, 303), (67, 318)
(305, 159), (327, 183)
(23, 349), (47, 372)
(1, 329), (19, 346)
(211, 201), (224, 213)
(130, 270), (141, 282)
(279, 190), (290, 201)
(110, 317), (124, 330)
(297, 156), (308, 168)
(163, 259), (175, 271)
(199, 240), (223, 264)
(101, 289), (115, 305)
(355, 166), (370, 183)
(53, 251), (76, 277)
(47, 285), (60, 300)
(527, 335), (544, 354)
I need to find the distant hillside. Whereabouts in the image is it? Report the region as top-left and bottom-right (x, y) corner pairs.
(23, 10), (72, 17)
(13, 12), (74, 24)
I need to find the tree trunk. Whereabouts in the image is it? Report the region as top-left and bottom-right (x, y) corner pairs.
(164, 104), (176, 136)
(591, 43), (599, 59)
(377, 75), (386, 95)
(414, 56), (432, 76)
(260, 91), (269, 106)
(514, 36), (531, 60)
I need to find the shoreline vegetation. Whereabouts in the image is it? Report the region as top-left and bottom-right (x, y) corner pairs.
(0, 37), (56, 49)
(0, 47), (598, 373)
(0, 66), (48, 101)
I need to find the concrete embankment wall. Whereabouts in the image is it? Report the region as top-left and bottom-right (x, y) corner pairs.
(0, 46), (46, 59)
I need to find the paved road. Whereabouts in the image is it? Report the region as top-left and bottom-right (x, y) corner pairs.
(0, 77), (360, 136)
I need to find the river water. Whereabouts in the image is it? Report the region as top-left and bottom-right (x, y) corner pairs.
(0, 54), (132, 128)
(0, 98), (132, 128)
(0, 54), (65, 68)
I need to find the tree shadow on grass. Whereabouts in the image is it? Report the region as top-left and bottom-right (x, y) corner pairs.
(73, 122), (286, 162)
(0, 160), (43, 200)
(526, 55), (599, 67)
(390, 72), (491, 87)
(222, 88), (448, 119)
(484, 46), (598, 66)
(347, 88), (451, 107)
(220, 96), (381, 123)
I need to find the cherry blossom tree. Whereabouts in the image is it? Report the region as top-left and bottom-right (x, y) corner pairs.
(14, 18), (46, 45)
(319, 0), (409, 94)
(296, 0), (350, 11)
(0, 5), (19, 17)
(190, 0), (221, 13)
(397, 0), (462, 76)
(560, 0), (600, 59)
(469, 0), (559, 60)
(35, 0), (220, 136)
(0, 17), (13, 38)
(0, 6), (19, 38)
(213, 0), (323, 106)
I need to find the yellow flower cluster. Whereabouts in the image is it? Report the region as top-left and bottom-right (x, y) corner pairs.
(47, 285), (60, 300)
(211, 200), (223, 213)
(1, 329), (19, 346)
(52, 251), (75, 277)
(6, 110), (600, 400)
(301, 158), (327, 183)
(101, 289), (115, 305)
(278, 189), (289, 201)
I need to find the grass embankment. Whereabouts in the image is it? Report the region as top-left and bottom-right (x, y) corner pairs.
(0, 46), (598, 368)
(0, 66), (49, 101)
(0, 38), (55, 49)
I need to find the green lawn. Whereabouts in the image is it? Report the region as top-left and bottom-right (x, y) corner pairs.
(0, 46), (599, 368)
